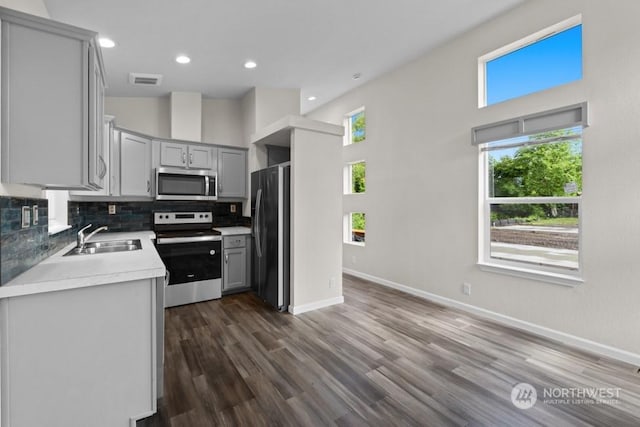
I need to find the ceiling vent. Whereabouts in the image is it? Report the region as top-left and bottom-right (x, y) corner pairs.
(129, 73), (163, 86)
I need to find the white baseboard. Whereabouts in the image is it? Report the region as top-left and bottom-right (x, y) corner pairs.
(343, 268), (640, 367)
(288, 296), (345, 315)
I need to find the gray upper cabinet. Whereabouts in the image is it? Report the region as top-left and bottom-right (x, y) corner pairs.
(218, 148), (247, 198)
(70, 116), (113, 197)
(189, 145), (214, 169)
(159, 141), (215, 170)
(0, 7), (105, 189)
(88, 46), (106, 189)
(120, 131), (152, 197)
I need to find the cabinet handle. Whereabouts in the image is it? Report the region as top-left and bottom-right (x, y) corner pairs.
(147, 180), (150, 193)
(98, 156), (107, 179)
(190, 152), (193, 164)
(182, 152), (186, 164)
(225, 254), (228, 264)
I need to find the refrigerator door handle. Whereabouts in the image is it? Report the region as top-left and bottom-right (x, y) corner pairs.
(255, 188), (263, 258)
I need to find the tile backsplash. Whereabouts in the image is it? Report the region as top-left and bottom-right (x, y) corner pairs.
(1, 197), (248, 285)
(73, 200), (248, 231)
(1, 197), (53, 284)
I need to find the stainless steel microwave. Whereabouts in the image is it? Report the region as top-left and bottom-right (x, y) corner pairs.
(156, 168), (217, 201)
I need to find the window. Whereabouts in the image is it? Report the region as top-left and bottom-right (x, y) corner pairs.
(345, 107), (365, 145)
(345, 161), (366, 194)
(45, 190), (70, 235)
(474, 104), (587, 282)
(479, 16), (582, 107)
(345, 212), (366, 244)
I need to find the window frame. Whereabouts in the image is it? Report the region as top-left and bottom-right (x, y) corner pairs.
(475, 104), (588, 286)
(478, 15), (582, 108)
(45, 190), (71, 235)
(344, 107), (366, 146)
(344, 212), (366, 246)
(344, 160), (366, 195)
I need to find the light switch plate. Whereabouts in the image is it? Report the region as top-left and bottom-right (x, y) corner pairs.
(21, 206), (31, 228)
(32, 205), (39, 225)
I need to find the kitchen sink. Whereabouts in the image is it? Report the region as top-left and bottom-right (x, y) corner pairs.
(64, 239), (142, 256)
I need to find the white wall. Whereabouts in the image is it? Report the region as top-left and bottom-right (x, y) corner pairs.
(307, 0), (640, 356)
(0, 0), (49, 197)
(0, 0), (47, 17)
(170, 92), (201, 142)
(290, 128), (343, 310)
(105, 97), (170, 138)
(254, 87), (300, 131)
(202, 98), (243, 146)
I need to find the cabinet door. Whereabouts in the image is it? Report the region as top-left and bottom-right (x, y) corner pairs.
(120, 132), (152, 196)
(70, 117), (111, 197)
(1, 19), (88, 188)
(218, 148), (247, 198)
(188, 145), (214, 169)
(223, 247), (247, 291)
(160, 142), (187, 168)
(88, 45), (105, 189)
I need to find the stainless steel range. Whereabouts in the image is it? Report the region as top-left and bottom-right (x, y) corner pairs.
(154, 211), (222, 307)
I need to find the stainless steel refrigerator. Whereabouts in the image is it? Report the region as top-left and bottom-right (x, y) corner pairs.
(251, 163), (290, 311)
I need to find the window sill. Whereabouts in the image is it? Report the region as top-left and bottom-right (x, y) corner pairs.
(48, 224), (72, 236)
(344, 241), (365, 247)
(478, 262), (583, 287)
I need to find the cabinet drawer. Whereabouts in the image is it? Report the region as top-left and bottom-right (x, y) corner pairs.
(223, 235), (246, 248)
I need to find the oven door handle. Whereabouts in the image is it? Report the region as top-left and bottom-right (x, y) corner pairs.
(255, 188), (263, 258)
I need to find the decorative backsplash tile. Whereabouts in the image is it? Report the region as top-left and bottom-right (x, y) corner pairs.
(0, 197), (51, 285)
(73, 201), (247, 231)
(1, 197), (248, 285)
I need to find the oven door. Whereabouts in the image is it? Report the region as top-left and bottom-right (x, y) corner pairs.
(156, 240), (221, 285)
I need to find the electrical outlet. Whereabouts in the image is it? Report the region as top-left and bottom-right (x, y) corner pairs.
(32, 205), (39, 225)
(463, 282), (471, 296)
(230, 204), (236, 213)
(21, 206), (31, 228)
(108, 204), (116, 215)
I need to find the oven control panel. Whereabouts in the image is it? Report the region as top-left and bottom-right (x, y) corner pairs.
(154, 212), (212, 225)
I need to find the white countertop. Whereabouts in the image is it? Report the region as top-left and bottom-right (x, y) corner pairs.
(0, 231), (166, 299)
(214, 226), (252, 236)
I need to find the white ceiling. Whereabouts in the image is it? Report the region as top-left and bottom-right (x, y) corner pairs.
(43, 0), (523, 113)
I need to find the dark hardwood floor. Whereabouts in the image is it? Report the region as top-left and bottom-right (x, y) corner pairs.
(139, 274), (640, 426)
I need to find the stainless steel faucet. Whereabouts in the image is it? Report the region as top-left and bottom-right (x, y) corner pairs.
(77, 224), (108, 248)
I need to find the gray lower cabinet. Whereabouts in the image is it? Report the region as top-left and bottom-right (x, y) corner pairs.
(218, 148), (247, 198)
(120, 131), (152, 196)
(223, 235), (250, 293)
(0, 7), (105, 189)
(0, 278), (160, 427)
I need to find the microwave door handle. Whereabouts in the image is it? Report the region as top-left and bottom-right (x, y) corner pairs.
(255, 188), (263, 258)
(205, 175), (210, 197)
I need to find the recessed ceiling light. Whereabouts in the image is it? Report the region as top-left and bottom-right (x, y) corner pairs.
(307, 96), (317, 101)
(244, 60), (257, 69)
(99, 37), (115, 48)
(176, 55), (191, 64)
